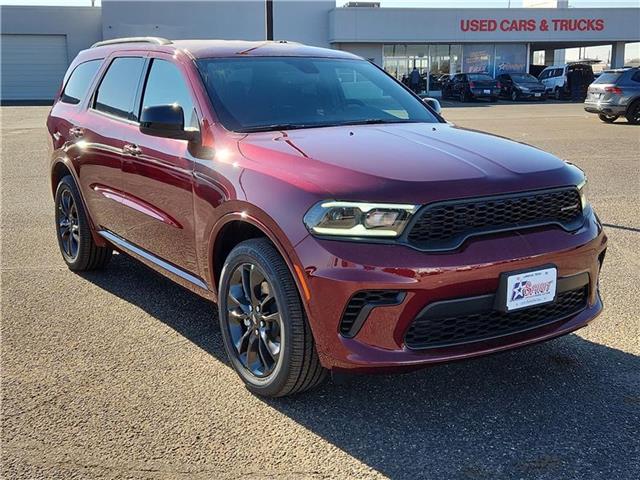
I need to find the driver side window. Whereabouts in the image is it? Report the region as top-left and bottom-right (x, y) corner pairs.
(140, 59), (198, 131)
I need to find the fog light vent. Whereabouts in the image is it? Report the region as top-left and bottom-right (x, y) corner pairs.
(339, 290), (405, 338)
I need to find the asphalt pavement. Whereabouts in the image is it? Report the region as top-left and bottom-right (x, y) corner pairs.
(2, 102), (639, 479)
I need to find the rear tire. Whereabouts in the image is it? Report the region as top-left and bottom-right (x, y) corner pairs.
(626, 101), (640, 125)
(54, 175), (112, 271)
(218, 238), (327, 397)
(598, 113), (619, 123)
(554, 88), (562, 100)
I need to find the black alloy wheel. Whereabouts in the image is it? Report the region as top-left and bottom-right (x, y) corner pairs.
(218, 238), (326, 397)
(57, 188), (80, 261)
(626, 102), (640, 124)
(598, 113), (619, 123)
(226, 262), (282, 378)
(54, 175), (112, 271)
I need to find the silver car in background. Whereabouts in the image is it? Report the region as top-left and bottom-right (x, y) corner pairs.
(584, 67), (640, 124)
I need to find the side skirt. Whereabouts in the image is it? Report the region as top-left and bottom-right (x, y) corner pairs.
(98, 230), (215, 301)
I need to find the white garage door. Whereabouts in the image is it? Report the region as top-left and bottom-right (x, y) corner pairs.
(1, 34), (68, 101)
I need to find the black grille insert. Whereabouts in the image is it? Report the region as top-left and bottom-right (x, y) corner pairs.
(405, 188), (583, 251)
(405, 286), (588, 350)
(340, 291), (405, 338)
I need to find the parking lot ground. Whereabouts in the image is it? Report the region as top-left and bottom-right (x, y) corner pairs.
(2, 103), (639, 479)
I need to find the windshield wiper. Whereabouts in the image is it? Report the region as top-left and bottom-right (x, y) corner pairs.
(332, 119), (419, 127)
(238, 123), (324, 133)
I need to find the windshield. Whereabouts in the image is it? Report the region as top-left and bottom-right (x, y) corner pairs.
(197, 57), (439, 132)
(510, 73), (539, 83)
(468, 74), (494, 82)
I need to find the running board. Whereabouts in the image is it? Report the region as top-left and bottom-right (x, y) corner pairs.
(98, 230), (209, 291)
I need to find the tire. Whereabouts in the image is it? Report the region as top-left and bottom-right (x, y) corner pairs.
(554, 88), (562, 100)
(461, 90), (470, 102)
(218, 238), (327, 397)
(625, 101), (640, 125)
(490, 96), (498, 103)
(511, 90), (519, 102)
(598, 113), (619, 123)
(54, 175), (112, 271)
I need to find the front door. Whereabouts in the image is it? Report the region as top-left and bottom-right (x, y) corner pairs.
(119, 55), (200, 274)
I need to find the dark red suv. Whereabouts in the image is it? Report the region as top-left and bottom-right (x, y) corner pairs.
(48, 38), (607, 397)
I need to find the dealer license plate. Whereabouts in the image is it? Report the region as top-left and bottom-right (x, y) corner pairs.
(483, 89), (491, 94)
(504, 267), (557, 312)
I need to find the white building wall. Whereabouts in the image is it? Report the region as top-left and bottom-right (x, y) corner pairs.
(273, 0), (334, 47)
(101, 0), (266, 41)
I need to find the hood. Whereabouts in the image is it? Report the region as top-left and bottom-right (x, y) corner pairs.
(516, 81), (544, 88)
(237, 123), (582, 204)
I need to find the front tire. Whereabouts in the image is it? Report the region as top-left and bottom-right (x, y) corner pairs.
(598, 113), (619, 123)
(511, 90), (519, 102)
(218, 238), (326, 397)
(54, 175), (112, 271)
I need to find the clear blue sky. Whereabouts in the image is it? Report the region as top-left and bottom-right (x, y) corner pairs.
(1, 0), (639, 7)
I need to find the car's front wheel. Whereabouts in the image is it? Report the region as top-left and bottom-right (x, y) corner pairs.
(218, 238), (326, 397)
(511, 90), (519, 102)
(598, 113), (619, 123)
(54, 175), (112, 271)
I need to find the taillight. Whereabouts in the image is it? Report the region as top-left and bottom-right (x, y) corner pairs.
(496, 82), (502, 89)
(604, 86), (623, 94)
(469, 81), (475, 88)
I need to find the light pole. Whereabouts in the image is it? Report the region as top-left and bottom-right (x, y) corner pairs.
(266, 0), (274, 41)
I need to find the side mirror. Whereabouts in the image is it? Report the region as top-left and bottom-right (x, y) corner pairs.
(140, 104), (197, 141)
(422, 97), (442, 115)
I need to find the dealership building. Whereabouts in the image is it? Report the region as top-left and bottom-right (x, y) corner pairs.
(1, 0), (639, 102)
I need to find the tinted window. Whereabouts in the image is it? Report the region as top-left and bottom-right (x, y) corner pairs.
(631, 71), (640, 83)
(141, 59), (197, 130)
(510, 73), (539, 83)
(61, 59), (102, 104)
(197, 57), (438, 132)
(539, 70), (549, 80)
(94, 57), (145, 120)
(594, 72), (623, 84)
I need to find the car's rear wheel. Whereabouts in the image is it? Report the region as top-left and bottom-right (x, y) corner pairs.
(54, 175), (112, 271)
(598, 113), (619, 123)
(218, 238), (326, 397)
(626, 101), (640, 124)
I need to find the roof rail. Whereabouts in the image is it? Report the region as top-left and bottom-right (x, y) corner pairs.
(91, 37), (172, 48)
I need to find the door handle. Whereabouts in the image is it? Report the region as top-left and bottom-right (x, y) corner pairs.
(123, 143), (143, 156)
(69, 127), (84, 138)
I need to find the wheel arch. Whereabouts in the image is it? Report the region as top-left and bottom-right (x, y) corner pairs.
(50, 156), (106, 247)
(208, 212), (310, 310)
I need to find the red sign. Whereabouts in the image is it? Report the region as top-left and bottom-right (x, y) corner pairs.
(460, 18), (604, 33)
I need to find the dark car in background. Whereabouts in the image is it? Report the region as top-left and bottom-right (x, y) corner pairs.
(584, 67), (640, 124)
(498, 73), (547, 101)
(442, 73), (500, 102)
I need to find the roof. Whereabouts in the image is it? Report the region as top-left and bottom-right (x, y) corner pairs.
(88, 38), (360, 60)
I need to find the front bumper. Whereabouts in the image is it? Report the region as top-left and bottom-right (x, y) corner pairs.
(518, 91), (547, 99)
(584, 101), (626, 116)
(295, 210), (607, 372)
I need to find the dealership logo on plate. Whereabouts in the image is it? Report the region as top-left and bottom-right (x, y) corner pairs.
(510, 279), (553, 301)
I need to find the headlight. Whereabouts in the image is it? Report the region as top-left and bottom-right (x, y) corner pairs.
(520, 86), (530, 92)
(577, 177), (588, 209)
(303, 201), (419, 238)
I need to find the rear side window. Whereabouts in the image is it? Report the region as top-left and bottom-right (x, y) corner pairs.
(630, 71), (640, 83)
(594, 72), (622, 84)
(140, 59), (198, 130)
(94, 57), (145, 121)
(60, 59), (102, 105)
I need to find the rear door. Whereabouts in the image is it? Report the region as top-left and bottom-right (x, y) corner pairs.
(118, 54), (200, 274)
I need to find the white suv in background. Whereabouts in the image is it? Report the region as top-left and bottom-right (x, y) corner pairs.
(538, 62), (596, 100)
